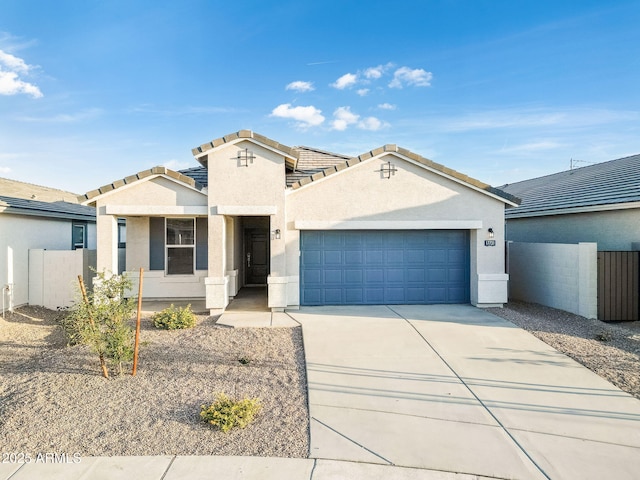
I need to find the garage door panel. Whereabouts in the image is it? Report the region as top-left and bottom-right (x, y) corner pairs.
(365, 269), (385, 283)
(344, 250), (363, 264)
(386, 268), (404, 282)
(407, 287), (427, 302)
(406, 250), (425, 263)
(345, 289), (364, 303)
(386, 249), (404, 263)
(385, 287), (405, 303)
(300, 230), (469, 305)
(366, 288), (385, 303)
(427, 287), (447, 302)
(324, 269), (342, 283)
(344, 269), (363, 283)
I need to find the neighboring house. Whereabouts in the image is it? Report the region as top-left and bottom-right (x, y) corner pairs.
(501, 154), (640, 251)
(501, 154), (640, 321)
(80, 130), (519, 314)
(0, 177), (97, 309)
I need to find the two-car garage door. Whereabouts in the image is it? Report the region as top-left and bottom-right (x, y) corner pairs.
(300, 230), (470, 305)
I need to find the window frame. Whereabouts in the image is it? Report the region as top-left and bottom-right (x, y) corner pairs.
(72, 222), (87, 250)
(165, 217), (196, 276)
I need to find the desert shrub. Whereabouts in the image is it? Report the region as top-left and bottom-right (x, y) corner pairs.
(594, 330), (613, 342)
(60, 270), (136, 377)
(200, 393), (262, 433)
(152, 304), (196, 330)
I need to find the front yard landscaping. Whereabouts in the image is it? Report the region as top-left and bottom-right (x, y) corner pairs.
(0, 306), (309, 457)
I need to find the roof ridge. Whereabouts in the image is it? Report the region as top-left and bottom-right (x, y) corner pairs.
(294, 145), (350, 159)
(290, 144), (519, 205)
(502, 153), (640, 189)
(0, 176), (79, 197)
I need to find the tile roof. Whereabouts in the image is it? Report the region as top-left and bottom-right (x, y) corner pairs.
(0, 195), (95, 221)
(179, 166), (208, 187)
(192, 130), (298, 170)
(286, 146), (350, 187)
(288, 144), (519, 205)
(0, 176), (80, 203)
(80, 166), (206, 204)
(501, 154), (640, 218)
(0, 177), (95, 221)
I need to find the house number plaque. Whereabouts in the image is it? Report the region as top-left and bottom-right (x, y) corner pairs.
(485, 240), (496, 246)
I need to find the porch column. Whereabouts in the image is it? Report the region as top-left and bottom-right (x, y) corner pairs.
(268, 214), (287, 311)
(205, 214), (228, 312)
(96, 208), (118, 276)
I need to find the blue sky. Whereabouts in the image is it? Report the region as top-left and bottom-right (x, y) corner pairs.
(1, 0), (639, 195)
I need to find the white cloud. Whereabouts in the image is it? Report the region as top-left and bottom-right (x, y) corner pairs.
(357, 88), (369, 97)
(358, 116), (385, 131)
(389, 67), (432, 88)
(0, 166), (11, 174)
(0, 50), (30, 73)
(331, 72), (358, 90)
(270, 103), (325, 127)
(331, 106), (360, 131)
(286, 80), (314, 92)
(378, 103), (396, 110)
(364, 64), (388, 79)
(0, 48), (42, 98)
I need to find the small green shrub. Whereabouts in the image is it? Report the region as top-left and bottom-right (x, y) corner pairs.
(152, 304), (196, 330)
(61, 270), (136, 377)
(595, 330), (613, 342)
(200, 393), (262, 433)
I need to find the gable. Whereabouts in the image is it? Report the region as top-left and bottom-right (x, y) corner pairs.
(289, 145), (519, 207)
(80, 166), (206, 207)
(287, 152), (507, 223)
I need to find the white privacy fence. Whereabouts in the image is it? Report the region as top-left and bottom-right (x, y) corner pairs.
(507, 242), (597, 319)
(28, 249), (96, 310)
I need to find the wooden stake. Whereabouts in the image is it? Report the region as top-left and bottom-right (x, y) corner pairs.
(78, 275), (109, 379)
(132, 267), (144, 376)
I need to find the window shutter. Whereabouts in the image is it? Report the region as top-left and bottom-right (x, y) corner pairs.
(196, 217), (208, 270)
(149, 217), (165, 270)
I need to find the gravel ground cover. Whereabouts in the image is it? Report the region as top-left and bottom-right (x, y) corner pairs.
(488, 301), (640, 400)
(0, 306), (309, 457)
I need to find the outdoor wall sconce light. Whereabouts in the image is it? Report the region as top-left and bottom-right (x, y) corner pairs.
(271, 229), (281, 240)
(488, 228), (494, 239)
(377, 161), (398, 179)
(237, 148), (255, 167)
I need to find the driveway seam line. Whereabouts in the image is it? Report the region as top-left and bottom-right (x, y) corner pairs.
(386, 305), (551, 480)
(311, 416), (394, 465)
(159, 455), (177, 480)
(312, 402), (497, 427)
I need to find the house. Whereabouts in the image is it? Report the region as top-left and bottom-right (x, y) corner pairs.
(80, 130), (519, 314)
(0, 177), (97, 310)
(501, 154), (640, 251)
(501, 154), (640, 321)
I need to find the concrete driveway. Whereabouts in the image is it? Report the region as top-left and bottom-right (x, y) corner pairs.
(289, 305), (640, 480)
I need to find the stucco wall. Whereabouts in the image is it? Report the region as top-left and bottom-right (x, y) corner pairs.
(506, 208), (640, 251)
(508, 242), (597, 318)
(204, 141), (287, 309)
(0, 214), (80, 308)
(94, 175), (207, 275)
(29, 249), (96, 309)
(285, 153), (509, 307)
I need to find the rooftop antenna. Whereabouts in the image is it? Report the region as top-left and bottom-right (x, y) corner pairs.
(569, 158), (596, 170)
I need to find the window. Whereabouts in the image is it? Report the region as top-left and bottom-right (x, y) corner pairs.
(166, 218), (194, 275)
(72, 223), (86, 249)
(118, 220), (126, 249)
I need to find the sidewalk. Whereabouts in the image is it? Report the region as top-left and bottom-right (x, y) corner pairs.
(1, 457), (492, 480)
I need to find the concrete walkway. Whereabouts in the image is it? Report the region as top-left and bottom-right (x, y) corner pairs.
(4, 304), (640, 479)
(289, 304), (640, 480)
